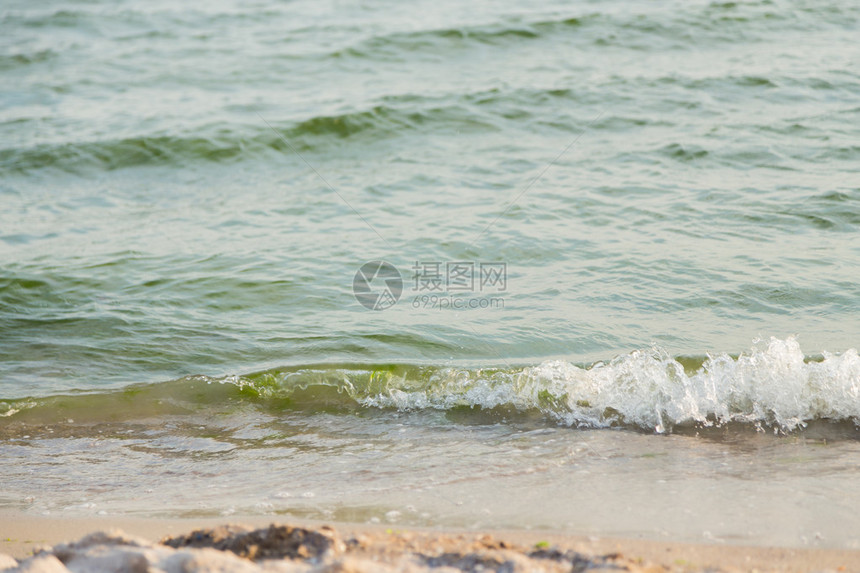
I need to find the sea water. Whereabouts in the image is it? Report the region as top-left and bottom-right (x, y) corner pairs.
(1, 0), (859, 549)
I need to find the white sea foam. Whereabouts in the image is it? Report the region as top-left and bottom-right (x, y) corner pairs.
(360, 337), (860, 432)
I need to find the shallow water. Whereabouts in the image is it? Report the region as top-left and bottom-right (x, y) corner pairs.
(2, 0), (859, 549)
(2, 401), (859, 549)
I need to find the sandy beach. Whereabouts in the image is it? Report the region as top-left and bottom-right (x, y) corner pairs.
(1, 513), (858, 572)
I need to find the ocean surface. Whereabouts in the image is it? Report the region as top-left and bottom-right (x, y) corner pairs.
(2, 0), (859, 550)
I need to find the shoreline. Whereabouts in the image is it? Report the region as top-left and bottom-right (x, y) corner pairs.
(1, 513), (858, 572)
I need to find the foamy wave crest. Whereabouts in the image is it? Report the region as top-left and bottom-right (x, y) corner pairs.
(4, 337), (857, 434)
(360, 337), (860, 432)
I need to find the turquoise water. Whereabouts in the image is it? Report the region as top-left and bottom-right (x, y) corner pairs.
(1, 0), (860, 548)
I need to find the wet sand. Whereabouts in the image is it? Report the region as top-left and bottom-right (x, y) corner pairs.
(1, 512), (858, 572)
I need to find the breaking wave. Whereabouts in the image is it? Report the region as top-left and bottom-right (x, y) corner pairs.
(2, 337), (858, 434)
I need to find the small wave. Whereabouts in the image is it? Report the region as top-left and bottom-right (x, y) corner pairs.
(0, 134), (247, 174)
(332, 16), (589, 59)
(658, 143), (709, 163)
(2, 338), (858, 435)
(352, 337), (860, 433)
(329, 4), (810, 61)
(0, 49), (57, 71)
(0, 103), (493, 173)
(0, 87), (577, 173)
(12, 9), (86, 29)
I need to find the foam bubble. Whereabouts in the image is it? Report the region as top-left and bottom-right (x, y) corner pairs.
(360, 337), (860, 432)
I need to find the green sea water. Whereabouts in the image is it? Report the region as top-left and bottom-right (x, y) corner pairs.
(1, 0), (859, 549)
